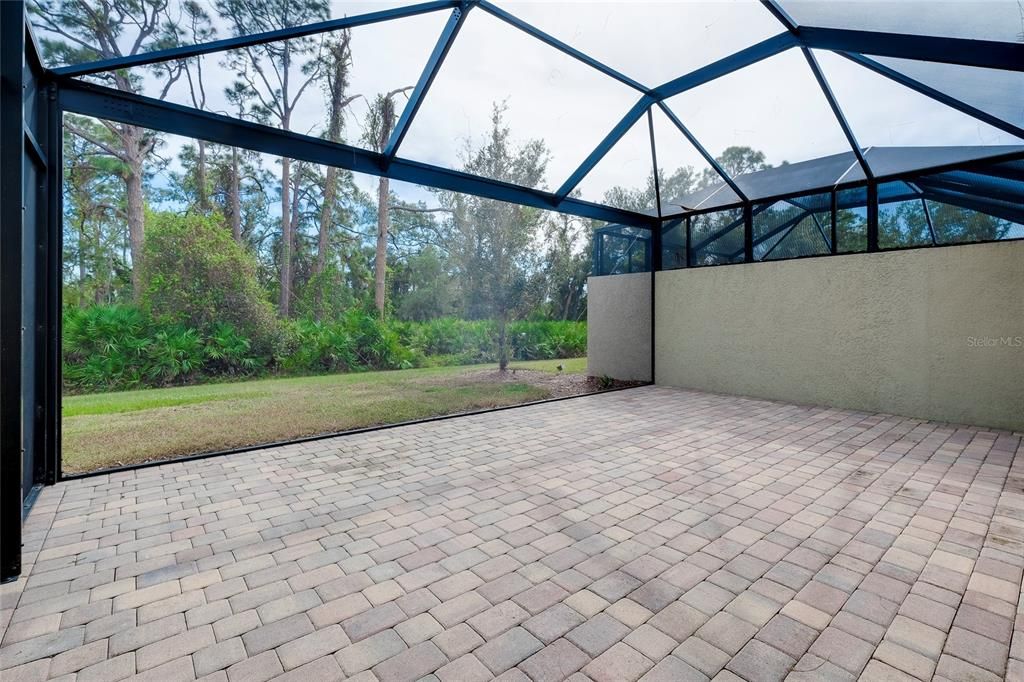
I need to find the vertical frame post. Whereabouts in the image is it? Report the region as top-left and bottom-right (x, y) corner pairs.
(743, 203), (754, 262)
(1, 0), (25, 583)
(685, 217), (693, 267)
(45, 83), (61, 484)
(647, 109), (662, 384)
(830, 189), (838, 254)
(867, 183), (879, 252)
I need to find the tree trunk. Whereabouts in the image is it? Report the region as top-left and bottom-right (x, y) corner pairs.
(196, 139), (209, 212)
(78, 217), (87, 308)
(497, 313), (509, 372)
(229, 147), (241, 242)
(312, 165), (338, 320)
(125, 165), (146, 303)
(315, 166), (337, 278)
(116, 123), (148, 304)
(314, 32), (350, 285)
(279, 156), (292, 317)
(375, 176), (389, 317)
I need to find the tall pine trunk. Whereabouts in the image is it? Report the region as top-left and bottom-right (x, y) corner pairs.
(196, 140), (209, 212)
(315, 33), (351, 293)
(279, 156), (292, 317)
(315, 166), (337, 278)
(375, 177), (389, 317)
(229, 147), (241, 242)
(125, 163), (145, 303)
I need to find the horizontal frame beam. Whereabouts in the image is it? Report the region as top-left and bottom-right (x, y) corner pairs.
(53, 0), (459, 78)
(798, 26), (1024, 72)
(58, 78), (656, 228)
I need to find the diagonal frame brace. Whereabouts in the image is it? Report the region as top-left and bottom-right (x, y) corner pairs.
(53, 0), (461, 78)
(839, 53), (1024, 142)
(801, 47), (873, 179)
(555, 95), (656, 201)
(384, 2), (473, 164)
(478, 0), (648, 94)
(656, 101), (747, 203)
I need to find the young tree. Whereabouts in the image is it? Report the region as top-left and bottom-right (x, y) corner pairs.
(32, 0), (195, 301)
(438, 104), (548, 370)
(141, 210), (278, 353)
(216, 0), (330, 317)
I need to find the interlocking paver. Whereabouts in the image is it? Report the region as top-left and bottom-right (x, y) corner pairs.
(474, 626), (542, 674)
(565, 612), (630, 657)
(432, 623), (484, 659)
(193, 637), (247, 677)
(726, 639), (795, 682)
(517, 639), (590, 682)
(3, 387), (1021, 682)
(436, 654), (491, 682)
(241, 614), (314, 655)
(275, 624), (348, 670)
(639, 655), (707, 682)
(336, 629), (407, 675)
(673, 636), (730, 678)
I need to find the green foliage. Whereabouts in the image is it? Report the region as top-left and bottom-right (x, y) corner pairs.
(279, 310), (419, 374)
(63, 305), (152, 390)
(63, 305), (585, 393)
(410, 319), (586, 366)
(393, 248), (455, 322)
(141, 210), (279, 354)
(62, 305), (265, 391)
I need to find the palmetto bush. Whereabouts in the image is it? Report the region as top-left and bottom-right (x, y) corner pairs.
(63, 305), (152, 390)
(63, 306), (262, 392)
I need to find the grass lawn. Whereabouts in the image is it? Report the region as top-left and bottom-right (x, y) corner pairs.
(61, 357), (589, 474)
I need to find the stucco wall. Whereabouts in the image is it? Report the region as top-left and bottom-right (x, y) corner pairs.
(587, 273), (651, 382)
(655, 241), (1024, 431)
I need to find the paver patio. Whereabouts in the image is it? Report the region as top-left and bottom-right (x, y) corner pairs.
(1, 386), (1022, 681)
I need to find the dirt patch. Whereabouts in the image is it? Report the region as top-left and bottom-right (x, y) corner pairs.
(455, 368), (644, 398)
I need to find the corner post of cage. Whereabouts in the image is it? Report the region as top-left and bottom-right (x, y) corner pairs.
(45, 79), (61, 485)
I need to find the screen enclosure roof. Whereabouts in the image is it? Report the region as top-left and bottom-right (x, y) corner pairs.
(32, 0), (1024, 227)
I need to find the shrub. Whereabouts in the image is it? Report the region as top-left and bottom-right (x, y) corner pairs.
(141, 210), (279, 355)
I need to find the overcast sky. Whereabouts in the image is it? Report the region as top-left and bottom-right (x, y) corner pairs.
(42, 0), (1024, 210)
